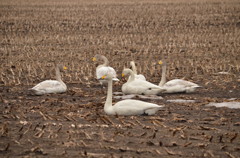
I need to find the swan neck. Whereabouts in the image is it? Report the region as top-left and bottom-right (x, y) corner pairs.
(131, 63), (137, 74)
(159, 64), (167, 86)
(128, 70), (135, 82)
(55, 66), (62, 82)
(105, 78), (113, 110)
(101, 56), (109, 66)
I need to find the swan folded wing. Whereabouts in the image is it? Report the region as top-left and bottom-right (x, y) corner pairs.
(31, 80), (66, 94)
(163, 82), (200, 93)
(113, 99), (162, 115)
(32, 80), (61, 88)
(163, 84), (187, 93)
(165, 79), (200, 88)
(96, 66), (118, 81)
(122, 79), (165, 95)
(129, 80), (164, 90)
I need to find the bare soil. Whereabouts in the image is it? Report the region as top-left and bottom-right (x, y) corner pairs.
(1, 79), (240, 157)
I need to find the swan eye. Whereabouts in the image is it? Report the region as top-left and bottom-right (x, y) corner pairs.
(101, 75), (106, 79)
(121, 73), (125, 77)
(92, 57), (96, 61)
(63, 66), (67, 70)
(158, 60), (163, 65)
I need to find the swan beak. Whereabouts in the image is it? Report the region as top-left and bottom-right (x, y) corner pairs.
(92, 57), (96, 61)
(122, 73), (125, 77)
(101, 75), (106, 79)
(63, 66), (67, 70)
(158, 60), (163, 65)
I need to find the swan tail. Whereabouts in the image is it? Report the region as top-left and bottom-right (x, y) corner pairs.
(144, 106), (163, 115)
(144, 88), (166, 95)
(28, 88), (37, 95)
(28, 88), (43, 95)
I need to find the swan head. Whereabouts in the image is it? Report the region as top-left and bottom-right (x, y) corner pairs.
(129, 61), (135, 67)
(57, 64), (67, 72)
(129, 61), (137, 70)
(158, 60), (167, 66)
(122, 68), (133, 77)
(92, 54), (104, 62)
(101, 73), (113, 80)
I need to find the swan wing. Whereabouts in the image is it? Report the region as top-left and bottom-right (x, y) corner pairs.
(113, 99), (162, 115)
(32, 80), (61, 88)
(163, 84), (187, 93)
(129, 79), (163, 90)
(165, 79), (200, 87)
(163, 79), (200, 93)
(122, 79), (165, 95)
(31, 80), (66, 95)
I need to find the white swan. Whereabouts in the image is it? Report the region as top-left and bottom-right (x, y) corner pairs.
(29, 64), (67, 95)
(92, 54), (119, 85)
(122, 68), (166, 95)
(102, 73), (163, 115)
(158, 60), (201, 93)
(129, 61), (146, 81)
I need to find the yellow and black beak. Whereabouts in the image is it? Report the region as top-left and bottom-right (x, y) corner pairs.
(63, 66), (68, 70)
(121, 73), (125, 77)
(92, 57), (96, 62)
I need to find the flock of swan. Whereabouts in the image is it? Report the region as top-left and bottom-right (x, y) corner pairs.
(29, 54), (201, 116)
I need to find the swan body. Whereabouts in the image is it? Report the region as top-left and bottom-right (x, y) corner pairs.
(122, 69), (165, 95)
(158, 60), (201, 93)
(129, 61), (146, 81)
(93, 54), (119, 85)
(30, 80), (67, 95)
(103, 73), (163, 116)
(162, 79), (200, 93)
(29, 64), (67, 95)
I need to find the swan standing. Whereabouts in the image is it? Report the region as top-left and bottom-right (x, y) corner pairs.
(122, 68), (165, 95)
(102, 73), (163, 115)
(129, 61), (146, 81)
(158, 60), (201, 93)
(92, 54), (119, 85)
(29, 64), (67, 95)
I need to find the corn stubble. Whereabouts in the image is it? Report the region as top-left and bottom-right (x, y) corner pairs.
(0, 0), (239, 86)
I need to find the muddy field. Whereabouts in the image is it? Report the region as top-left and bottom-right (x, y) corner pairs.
(0, 0), (240, 157)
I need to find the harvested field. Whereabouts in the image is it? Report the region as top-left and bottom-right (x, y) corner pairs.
(0, 0), (240, 157)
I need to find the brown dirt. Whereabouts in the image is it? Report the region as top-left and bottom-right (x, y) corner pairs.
(0, 0), (240, 157)
(1, 80), (240, 157)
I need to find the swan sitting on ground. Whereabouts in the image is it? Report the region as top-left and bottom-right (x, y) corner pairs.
(102, 73), (163, 115)
(122, 68), (166, 95)
(29, 64), (67, 95)
(158, 60), (201, 93)
(92, 54), (119, 85)
(129, 61), (146, 81)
